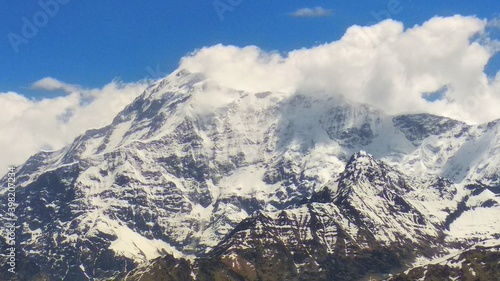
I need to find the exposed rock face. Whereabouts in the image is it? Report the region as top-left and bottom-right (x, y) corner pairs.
(1, 70), (499, 280)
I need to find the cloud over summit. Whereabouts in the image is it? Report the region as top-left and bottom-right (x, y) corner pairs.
(181, 15), (500, 125)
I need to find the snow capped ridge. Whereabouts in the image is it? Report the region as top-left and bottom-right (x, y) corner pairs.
(344, 150), (376, 169)
(392, 113), (468, 146)
(337, 150), (409, 194)
(335, 152), (438, 240)
(142, 69), (206, 100)
(397, 113), (500, 186)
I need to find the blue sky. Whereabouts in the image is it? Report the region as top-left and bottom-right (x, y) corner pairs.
(1, 0), (499, 98)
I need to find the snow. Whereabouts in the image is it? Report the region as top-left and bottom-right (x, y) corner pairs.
(397, 122), (500, 185)
(79, 264), (91, 280)
(104, 120), (133, 152)
(83, 214), (190, 263)
(30, 228), (42, 244)
(364, 116), (416, 160)
(407, 182), (462, 224)
(80, 137), (104, 158)
(218, 165), (271, 198)
(62, 234), (79, 244)
(447, 206), (500, 240)
(109, 223), (182, 262)
(467, 189), (498, 207)
(52, 233), (58, 247)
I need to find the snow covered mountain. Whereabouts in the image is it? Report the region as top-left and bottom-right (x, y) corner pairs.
(1, 69), (499, 280)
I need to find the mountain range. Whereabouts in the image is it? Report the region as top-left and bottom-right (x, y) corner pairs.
(1, 69), (499, 280)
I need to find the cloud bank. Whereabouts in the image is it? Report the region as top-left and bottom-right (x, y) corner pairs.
(289, 7), (333, 18)
(0, 79), (147, 176)
(181, 15), (500, 125)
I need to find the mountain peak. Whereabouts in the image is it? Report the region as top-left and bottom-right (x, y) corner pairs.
(342, 150), (386, 182)
(347, 150), (375, 164)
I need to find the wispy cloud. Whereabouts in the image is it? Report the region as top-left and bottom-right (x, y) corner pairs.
(32, 77), (80, 93)
(487, 17), (500, 29)
(289, 7), (333, 18)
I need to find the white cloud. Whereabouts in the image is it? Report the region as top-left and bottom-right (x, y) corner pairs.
(289, 7), (333, 18)
(181, 15), (500, 124)
(31, 77), (80, 93)
(0, 80), (147, 176)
